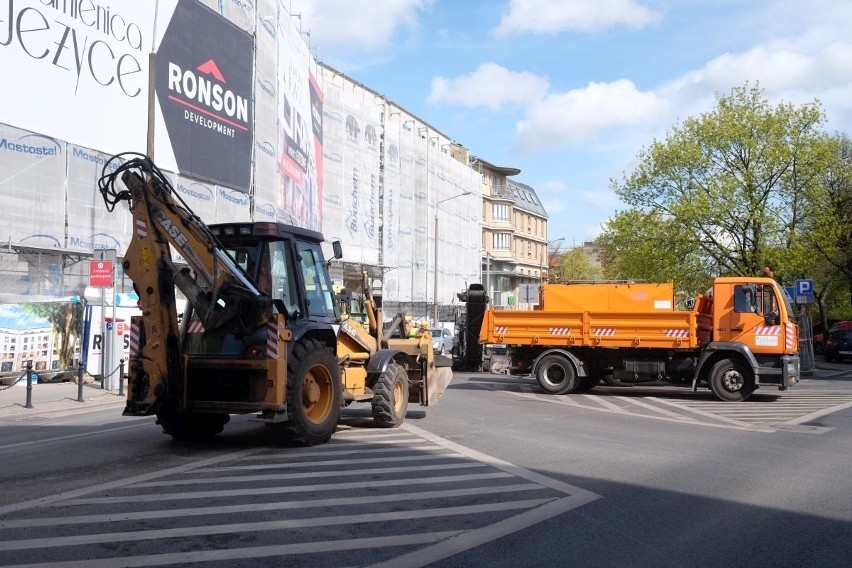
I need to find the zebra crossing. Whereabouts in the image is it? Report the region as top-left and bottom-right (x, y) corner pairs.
(475, 376), (852, 433)
(0, 424), (598, 568)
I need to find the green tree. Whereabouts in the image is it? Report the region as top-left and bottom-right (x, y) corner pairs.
(610, 84), (831, 280)
(20, 302), (84, 369)
(553, 246), (603, 282)
(596, 209), (711, 295)
(797, 134), (852, 329)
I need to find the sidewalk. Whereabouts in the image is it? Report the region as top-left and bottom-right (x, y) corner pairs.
(0, 380), (126, 420)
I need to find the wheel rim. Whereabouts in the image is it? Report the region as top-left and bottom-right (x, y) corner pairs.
(303, 365), (333, 423)
(720, 369), (744, 392)
(543, 364), (565, 386)
(393, 378), (405, 413)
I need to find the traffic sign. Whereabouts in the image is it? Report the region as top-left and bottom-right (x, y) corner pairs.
(795, 279), (813, 296)
(89, 260), (114, 287)
(794, 279), (815, 304)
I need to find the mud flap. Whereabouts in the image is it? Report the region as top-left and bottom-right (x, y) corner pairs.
(424, 358), (453, 406)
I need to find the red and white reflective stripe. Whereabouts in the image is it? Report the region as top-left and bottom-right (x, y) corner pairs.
(187, 320), (205, 333)
(755, 326), (780, 335)
(135, 219), (148, 238)
(664, 329), (689, 337)
(128, 322), (141, 357)
(548, 327), (572, 335)
(495, 326), (508, 335)
(593, 328), (616, 336)
(267, 321), (279, 359)
(786, 323), (795, 349)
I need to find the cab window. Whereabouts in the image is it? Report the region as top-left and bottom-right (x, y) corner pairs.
(734, 285), (759, 314)
(297, 241), (335, 318)
(259, 241), (300, 318)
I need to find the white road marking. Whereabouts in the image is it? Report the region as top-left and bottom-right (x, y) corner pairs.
(0, 532), (462, 568)
(777, 398), (852, 426)
(135, 460), (491, 488)
(196, 450), (463, 472)
(0, 448), (265, 516)
(65, 472), (514, 505)
(0, 499), (553, 551)
(1, 483), (544, 529)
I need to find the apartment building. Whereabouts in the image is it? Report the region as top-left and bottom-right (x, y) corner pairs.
(473, 157), (549, 308)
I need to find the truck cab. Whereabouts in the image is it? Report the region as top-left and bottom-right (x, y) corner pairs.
(712, 277), (797, 355)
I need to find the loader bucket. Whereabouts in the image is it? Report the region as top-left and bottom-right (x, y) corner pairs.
(425, 363), (453, 406)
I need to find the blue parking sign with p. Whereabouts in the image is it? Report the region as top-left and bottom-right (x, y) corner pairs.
(796, 279), (813, 295)
(794, 279), (815, 304)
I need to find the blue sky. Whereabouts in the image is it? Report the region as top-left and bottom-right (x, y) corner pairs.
(291, 0), (852, 250)
(0, 305), (50, 331)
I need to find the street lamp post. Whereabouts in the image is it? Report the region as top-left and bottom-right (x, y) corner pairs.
(433, 191), (472, 324)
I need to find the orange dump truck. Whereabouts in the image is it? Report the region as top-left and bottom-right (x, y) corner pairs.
(478, 277), (800, 401)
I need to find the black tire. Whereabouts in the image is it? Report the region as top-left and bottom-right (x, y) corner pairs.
(535, 354), (579, 394)
(372, 361), (409, 427)
(156, 408), (230, 441)
(278, 338), (342, 446)
(602, 375), (626, 387)
(709, 357), (755, 402)
(577, 376), (601, 392)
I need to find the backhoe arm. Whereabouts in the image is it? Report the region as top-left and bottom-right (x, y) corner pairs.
(98, 154), (270, 414)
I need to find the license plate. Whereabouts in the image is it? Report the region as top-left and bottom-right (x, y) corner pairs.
(839, 351), (852, 355)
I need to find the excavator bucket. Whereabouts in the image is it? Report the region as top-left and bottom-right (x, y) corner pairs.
(425, 361), (454, 406)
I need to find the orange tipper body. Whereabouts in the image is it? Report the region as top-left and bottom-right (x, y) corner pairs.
(479, 277), (800, 402)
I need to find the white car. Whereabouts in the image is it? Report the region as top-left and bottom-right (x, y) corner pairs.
(430, 327), (454, 356)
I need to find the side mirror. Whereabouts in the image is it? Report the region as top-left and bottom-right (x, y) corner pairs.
(332, 240), (343, 260)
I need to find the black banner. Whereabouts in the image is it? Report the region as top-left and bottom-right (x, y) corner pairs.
(156, 0), (253, 191)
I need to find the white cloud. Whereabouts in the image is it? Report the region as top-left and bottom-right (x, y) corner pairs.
(682, 42), (852, 95)
(493, 0), (662, 36)
(658, 36), (852, 136)
(288, 0), (431, 52)
(427, 63), (549, 110)
(513, 80), (669, 153)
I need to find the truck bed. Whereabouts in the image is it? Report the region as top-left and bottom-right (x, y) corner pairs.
(481, 308), (713, 350)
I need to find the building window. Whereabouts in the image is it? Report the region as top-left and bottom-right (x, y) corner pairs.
(493, 233), (510, 250)
(492, 204), (509, 222)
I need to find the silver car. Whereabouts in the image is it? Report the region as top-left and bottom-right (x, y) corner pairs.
(430, 327), (454, 356)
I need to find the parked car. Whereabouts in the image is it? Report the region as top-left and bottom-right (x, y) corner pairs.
(814, 320), (852, 354)
(430, 327), (454, 356)
(824, 328), (852, 363)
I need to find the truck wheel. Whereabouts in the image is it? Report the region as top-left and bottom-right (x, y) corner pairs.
(279, 338), (342, 445)
(709, 358), (755, 402)
(577, 376), (601, 392)
(536, 355), (579, 394)
(156, 409), (230, 441)
(372, 361), (409, 427)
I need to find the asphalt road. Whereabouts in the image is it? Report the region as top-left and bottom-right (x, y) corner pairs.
(0, 367), (850, 567)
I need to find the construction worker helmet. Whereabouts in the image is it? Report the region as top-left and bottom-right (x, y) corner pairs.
(404, 315), (412, 322)
(419, 320), (429, 328)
